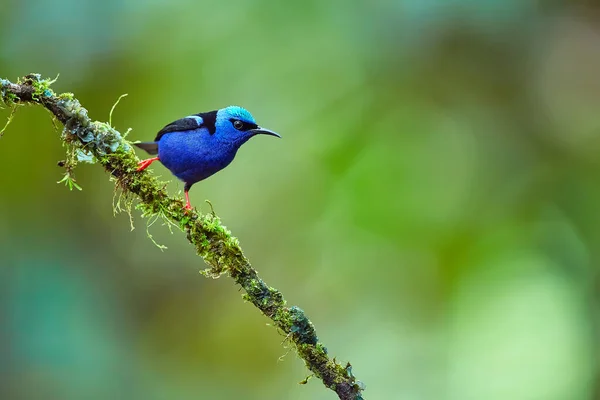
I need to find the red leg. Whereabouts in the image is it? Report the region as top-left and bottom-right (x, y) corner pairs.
(184, 189), (192, 210)
(137, 157), (159, 171)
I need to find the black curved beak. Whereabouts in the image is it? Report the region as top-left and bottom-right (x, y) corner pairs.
(249, 127), (281, 138)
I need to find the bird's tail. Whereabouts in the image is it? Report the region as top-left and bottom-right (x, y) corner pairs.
(134, 142), (158, 155)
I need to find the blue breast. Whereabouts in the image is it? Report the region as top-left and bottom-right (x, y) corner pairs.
(157, 128), (237, 184)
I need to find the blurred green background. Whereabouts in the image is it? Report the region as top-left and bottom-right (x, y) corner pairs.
(2, 1), (600, 399)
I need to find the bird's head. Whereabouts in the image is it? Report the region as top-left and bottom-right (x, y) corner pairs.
(214, 106), (281, 146)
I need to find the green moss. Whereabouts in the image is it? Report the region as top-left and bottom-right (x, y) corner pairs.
(57, 173), (83, 191)
(287, 306), (317, 345)
(109, 93), (128, 127)
(112, 188), (136, 230)
(298, 374), (313, 385)
(58, 92), (75, 101)
(23, 73), (57, 100)
(1, 79), (18, 107)
(1, 91), (19, 106)
(0, 104), (18, 136)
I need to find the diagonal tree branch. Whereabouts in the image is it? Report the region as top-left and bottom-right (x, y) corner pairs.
(0, 74), (364, 400)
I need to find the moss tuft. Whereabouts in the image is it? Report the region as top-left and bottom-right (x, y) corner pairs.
(24, 73), (57, 100)
(0, 104), (18, 137)
(1, 79), (19, 106)
(288, 306), (317, 345)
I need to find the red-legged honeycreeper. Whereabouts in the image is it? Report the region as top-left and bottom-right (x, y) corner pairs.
(134, 106), (280, 209)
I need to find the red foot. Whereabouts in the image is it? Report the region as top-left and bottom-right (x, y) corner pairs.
(184, 190), (192, 210)
(137, 157), (159, 171)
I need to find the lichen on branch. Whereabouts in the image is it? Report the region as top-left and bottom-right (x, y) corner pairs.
(0, 74), (364, 400)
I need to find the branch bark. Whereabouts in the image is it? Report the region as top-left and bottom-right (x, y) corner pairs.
(0, 74), (364, 400)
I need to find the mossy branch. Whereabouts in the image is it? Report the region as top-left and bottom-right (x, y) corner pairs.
(0, 74), (364, 400)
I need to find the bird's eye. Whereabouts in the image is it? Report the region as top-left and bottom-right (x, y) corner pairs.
(233, 120), (244, 130)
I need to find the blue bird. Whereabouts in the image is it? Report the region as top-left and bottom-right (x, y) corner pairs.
(135, 106), (280, 209)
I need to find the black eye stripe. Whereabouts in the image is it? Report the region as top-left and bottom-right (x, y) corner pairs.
(230, 118), (258, 132)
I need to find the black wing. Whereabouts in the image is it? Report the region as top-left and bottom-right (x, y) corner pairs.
(154, 110), (218, 141)
(154, 117), (202, 141)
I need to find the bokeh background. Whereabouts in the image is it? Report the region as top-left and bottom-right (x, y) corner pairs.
(2, 1), (600, 399)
